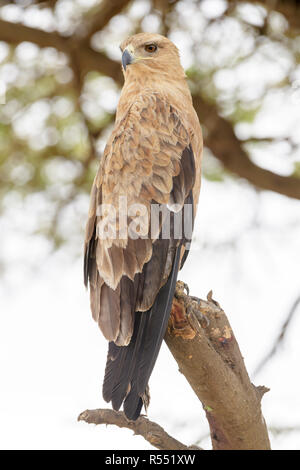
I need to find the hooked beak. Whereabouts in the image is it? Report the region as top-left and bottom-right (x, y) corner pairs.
(122, 49), (134, 71)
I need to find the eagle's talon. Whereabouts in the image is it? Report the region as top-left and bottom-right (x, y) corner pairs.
(175, 281), (189, 298)
(187, 297), (210, 328)
(193, 308), (210, 328)
(182, 282), (189, 296)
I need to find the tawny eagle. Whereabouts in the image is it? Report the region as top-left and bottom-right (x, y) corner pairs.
(84, 33), (202, 420)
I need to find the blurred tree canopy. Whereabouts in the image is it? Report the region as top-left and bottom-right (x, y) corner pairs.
(0, 0), (300, 250)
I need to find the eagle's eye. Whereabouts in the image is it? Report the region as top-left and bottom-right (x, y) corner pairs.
(144, 44), (157, 53)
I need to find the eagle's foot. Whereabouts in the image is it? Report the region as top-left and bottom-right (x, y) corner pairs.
(182, 282), (189, 296)
(187, 296), (209, 329)
(175, 280), (189, 298)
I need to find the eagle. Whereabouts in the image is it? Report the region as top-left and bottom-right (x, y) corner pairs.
(84, 33), (202, 420)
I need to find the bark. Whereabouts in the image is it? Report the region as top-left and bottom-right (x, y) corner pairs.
(165, 282), (271, 450)
(78, 409), (201, 451)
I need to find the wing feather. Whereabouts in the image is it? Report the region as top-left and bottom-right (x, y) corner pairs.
(84, 92), (195, 346)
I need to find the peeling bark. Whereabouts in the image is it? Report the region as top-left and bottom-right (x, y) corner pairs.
(164, 282), (271, 450)
(78, 408), (202, 451)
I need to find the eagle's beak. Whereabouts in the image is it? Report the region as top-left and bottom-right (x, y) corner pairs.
(122, 48), (134, 70)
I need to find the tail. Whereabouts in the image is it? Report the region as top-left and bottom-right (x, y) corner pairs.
(102, 246), (181, 420)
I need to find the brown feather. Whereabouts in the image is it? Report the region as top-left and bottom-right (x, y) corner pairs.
(84, 33), (203, 419)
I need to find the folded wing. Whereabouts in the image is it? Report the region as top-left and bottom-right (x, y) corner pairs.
(84, 92), (196, 419)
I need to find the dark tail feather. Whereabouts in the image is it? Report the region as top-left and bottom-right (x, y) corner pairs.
(136, 247), (181, 395)
(102, 246), (181, 421)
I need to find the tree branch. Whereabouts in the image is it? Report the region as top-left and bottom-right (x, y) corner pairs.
(164, 282), (271, 450)
(192, 95), (300, 200)
(32, 0), (59, 8)
(253, 294), (300, 376)
(0, 18), (299, 199)
(0, 19), (70, 52)
(0, 18), (124, 82)
(78, 408), (202, 451)
(78, 282), (270, 450)
(80, 0), (132, 44)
